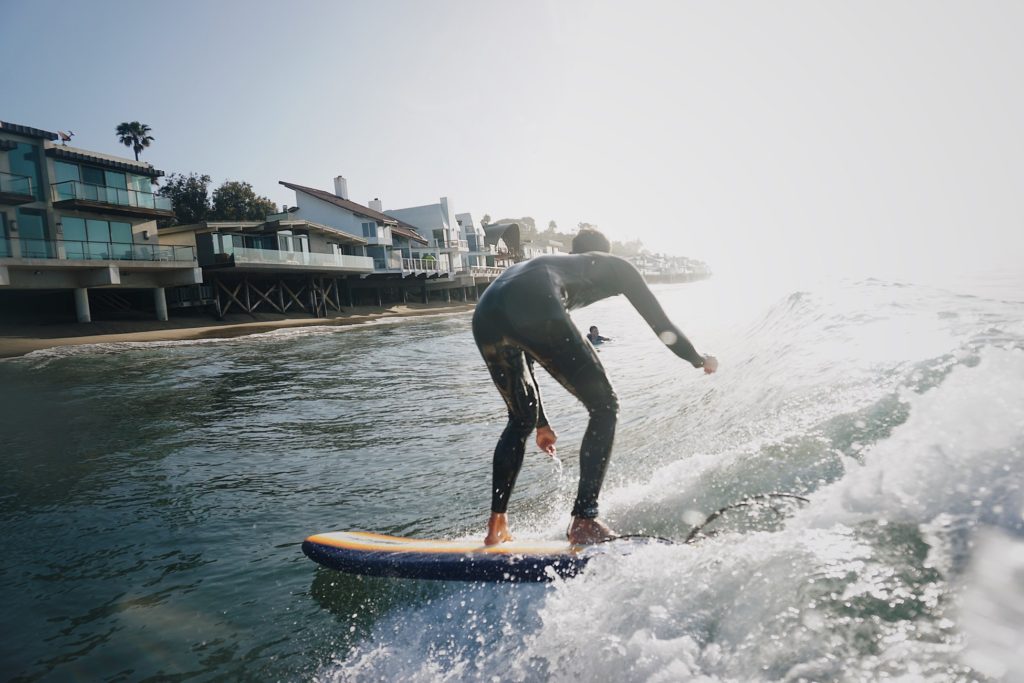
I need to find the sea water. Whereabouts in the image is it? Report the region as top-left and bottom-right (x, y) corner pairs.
(1, 271), (1021, 681)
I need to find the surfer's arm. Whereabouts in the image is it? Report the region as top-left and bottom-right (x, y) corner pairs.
(526, 356), (557, 454)
(526, 355), (549, 429)
(534, 389), (557, 455)
(613, 258), (706, 368)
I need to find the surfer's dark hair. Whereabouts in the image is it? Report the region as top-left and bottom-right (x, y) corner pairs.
(571, 228), (611, 254)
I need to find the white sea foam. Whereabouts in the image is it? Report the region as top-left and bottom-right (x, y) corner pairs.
(326, 303), (1024, 681)
(805, 346), (1024, 529)
(958, 528), (1024, 681)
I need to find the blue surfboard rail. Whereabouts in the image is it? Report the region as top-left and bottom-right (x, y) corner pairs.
(302, 533), (592, 582)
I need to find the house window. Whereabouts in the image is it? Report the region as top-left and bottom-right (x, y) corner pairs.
(16, 208), (49, 257)
(9, 143), (43, 200)
(54, 161), (80, 184)
(61, 216), (134, 260)
(81, 165), (105, 186)
(361, 222), (377, 238)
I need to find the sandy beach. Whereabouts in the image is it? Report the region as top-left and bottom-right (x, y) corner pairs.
(0, 302), (475, 359)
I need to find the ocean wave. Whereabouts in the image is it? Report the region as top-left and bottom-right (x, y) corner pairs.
(323, 301), (1024, 682)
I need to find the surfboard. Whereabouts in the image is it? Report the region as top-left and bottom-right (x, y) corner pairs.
(302, 530), (598, 582)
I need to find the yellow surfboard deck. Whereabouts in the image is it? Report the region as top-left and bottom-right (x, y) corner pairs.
(302, 530), (592, 582)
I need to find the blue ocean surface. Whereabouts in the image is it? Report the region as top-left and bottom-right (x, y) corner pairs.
(1, 271), (1022, 681)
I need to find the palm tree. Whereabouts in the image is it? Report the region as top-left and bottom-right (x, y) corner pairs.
(115, 121), (155, 161)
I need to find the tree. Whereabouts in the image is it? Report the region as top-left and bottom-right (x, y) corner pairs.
(158, 172), (212, 226)
(116, 121), (155, 161)
(481, 214), (491, 227)
(548, 220), (557, 231)
(211, 180), (278, 221)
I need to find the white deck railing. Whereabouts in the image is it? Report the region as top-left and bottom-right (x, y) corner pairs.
(402, 258), (449, 272)
(226, 247), (374, 271)
(469, 266), (505, 276)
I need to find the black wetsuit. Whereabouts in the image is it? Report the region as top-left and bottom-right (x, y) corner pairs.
(472, 253), (705, 519)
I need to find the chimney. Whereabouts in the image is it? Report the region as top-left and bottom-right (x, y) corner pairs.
(333, 176), (349, 199)
(369, 197), (383, 212)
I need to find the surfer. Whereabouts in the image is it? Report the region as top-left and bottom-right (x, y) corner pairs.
(587, 326), (611, 345)
(473, 228), (718, 546)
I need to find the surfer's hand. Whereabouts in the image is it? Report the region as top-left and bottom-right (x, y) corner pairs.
(536, 426), (558, 456)
(702, 355), (718, 374)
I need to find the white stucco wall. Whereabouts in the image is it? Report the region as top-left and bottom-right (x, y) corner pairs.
(292, 192), (382, 242)
(386, 197), (460, 242)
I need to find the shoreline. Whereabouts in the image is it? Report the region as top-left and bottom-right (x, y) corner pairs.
(0, 302), (476, 359)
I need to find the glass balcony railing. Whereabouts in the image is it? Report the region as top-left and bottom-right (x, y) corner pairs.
(14, 238), (194, 262)
(0, 237), (10, 257)
(432, 239), (468, 250)
(219, 246), (375, 271)
(369, 251), (403, 271)
(0, 171), (34, 196)
(51, 180), (173, 211)
(16, 238), (55, 259)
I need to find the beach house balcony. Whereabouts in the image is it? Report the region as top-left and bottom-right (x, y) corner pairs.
(0, 236), (201, 314)
(11, 237), (194, 263)
(51, 180), (175, 220)
(402, 256), (451, 276)
(213, 244), (374, 274)
(361, 232), (393, 247)
(0, 171), (34, 205)
(431, 238), (469, 251)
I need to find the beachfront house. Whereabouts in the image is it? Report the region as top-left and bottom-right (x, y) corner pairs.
(157, 176), (512, 317)
(278, 178), (420, 273)
(626, 252), (712, 283)
(521, 237), (565, 260)
(157, 216), (377, 317)
(274, 177), (505, 306)
(0, 120), (200, 323)
(454, 212), (499, 270)
(383, 196), (467, 273)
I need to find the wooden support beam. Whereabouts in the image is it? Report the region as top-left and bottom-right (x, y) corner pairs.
(281, 280), (307, 312)
(307, 276), (317, 317)
(213, 275), (223, 319)
(317, 277), (338, 313)
(250, 280), (284, 314)
(328, 278), (341, 312)
(216, 279), (248, 316)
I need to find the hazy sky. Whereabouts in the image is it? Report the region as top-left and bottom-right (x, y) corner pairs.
(3, 1), (1021, 280)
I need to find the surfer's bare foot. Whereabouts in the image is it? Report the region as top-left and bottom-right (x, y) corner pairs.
(567, 517), (617, 545)
(484, 512), (513, 545)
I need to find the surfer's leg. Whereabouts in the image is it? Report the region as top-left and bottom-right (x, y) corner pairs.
(563, 362), (619, 520)
(527, 322), (619, 535)
(479, 343), (541, 528)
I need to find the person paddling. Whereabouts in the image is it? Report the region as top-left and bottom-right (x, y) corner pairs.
(587, 326), (611, 345)
(472, 228), (718, 545)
